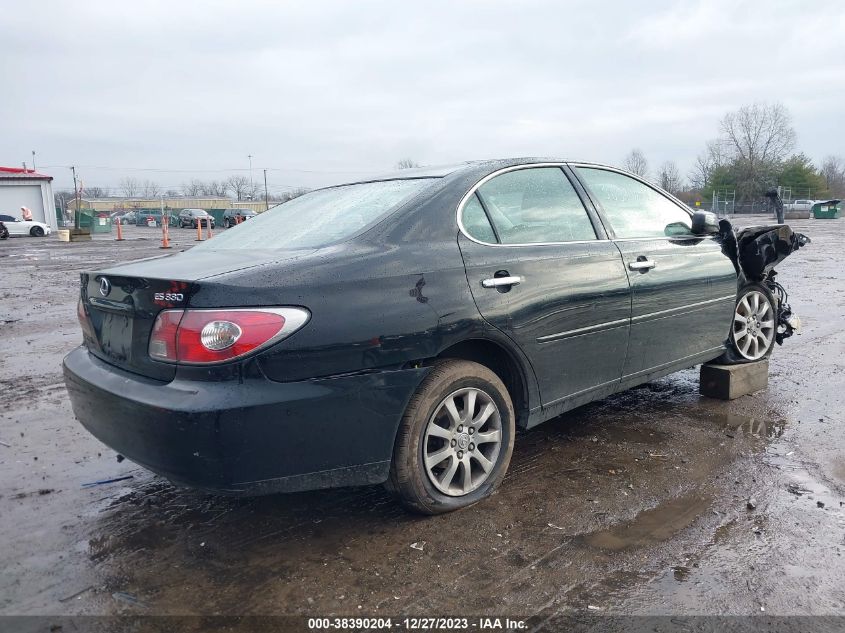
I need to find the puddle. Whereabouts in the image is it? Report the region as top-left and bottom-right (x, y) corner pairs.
(720, 412), (786, 439)
(582, 493), (713, 551)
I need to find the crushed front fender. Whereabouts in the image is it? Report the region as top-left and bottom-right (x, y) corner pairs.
(717, 220), (810, 346)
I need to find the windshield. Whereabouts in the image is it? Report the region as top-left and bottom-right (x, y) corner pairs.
(196, 178), (435, 250)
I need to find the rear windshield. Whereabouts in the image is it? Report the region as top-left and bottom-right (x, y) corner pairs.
(196, 178), (434, 250)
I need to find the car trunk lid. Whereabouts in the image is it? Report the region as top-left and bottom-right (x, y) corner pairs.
(81, 274), (195, 381)
(79, 249), (313, 381)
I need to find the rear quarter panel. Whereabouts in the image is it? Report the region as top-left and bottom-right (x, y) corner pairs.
(190, 242), (475, 382)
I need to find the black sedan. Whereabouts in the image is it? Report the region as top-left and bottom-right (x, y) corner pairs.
(63, 159), (807, 514)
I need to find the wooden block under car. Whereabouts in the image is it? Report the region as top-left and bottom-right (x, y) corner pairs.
(58, 228), (91, 242)
(699, 360), (769, 400)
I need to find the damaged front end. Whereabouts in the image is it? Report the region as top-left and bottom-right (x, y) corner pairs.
(718, 221), (810, 345)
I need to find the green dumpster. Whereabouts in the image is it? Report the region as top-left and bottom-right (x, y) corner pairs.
(811, 199), (841, 219)
(90, 212), (112, 234)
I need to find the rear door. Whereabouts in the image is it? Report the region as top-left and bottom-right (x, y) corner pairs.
(458, 165), (631, 409)
(571, 166), (737, 382)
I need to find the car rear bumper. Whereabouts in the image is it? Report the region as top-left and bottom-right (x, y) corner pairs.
(63, 347), (429, 494)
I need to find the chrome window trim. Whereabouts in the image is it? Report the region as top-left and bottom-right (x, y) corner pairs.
(456, 163), (608, 248)
(567, 162), (695, 219)
(570, 162), (703, 240)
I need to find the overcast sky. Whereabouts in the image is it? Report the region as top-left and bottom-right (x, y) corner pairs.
(2, 0), (844, 193)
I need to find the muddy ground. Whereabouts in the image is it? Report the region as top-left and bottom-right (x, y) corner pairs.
(0, 218), (843, 626)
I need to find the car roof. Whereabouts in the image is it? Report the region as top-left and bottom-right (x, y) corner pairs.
(336, 158), (623, 187)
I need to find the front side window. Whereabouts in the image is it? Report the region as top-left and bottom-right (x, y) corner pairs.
(473, 167), (596, 244)
(195, 178), (435, 250)
(574, 167), (692, 239)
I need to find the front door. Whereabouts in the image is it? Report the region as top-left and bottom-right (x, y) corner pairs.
(458, 166), (632, 409)
(571, 166), (737, 382)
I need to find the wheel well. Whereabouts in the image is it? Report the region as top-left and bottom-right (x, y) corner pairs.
(434, 339), (529, 426)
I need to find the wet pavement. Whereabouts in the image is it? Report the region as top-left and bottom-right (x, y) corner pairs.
(0, 218), (843, 623)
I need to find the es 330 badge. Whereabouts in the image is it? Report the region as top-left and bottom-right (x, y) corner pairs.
(154, 292), (184, 303)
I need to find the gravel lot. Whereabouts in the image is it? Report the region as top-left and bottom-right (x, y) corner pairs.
(0, 218), (843, 628)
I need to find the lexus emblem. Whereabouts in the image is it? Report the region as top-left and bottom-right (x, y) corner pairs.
(99, 277), (111, 297)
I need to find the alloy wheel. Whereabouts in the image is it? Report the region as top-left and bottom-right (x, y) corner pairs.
(732, 290), (775, 361)
(423, 387), (502, 496)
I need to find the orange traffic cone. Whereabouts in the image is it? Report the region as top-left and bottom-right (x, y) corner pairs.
(196, 222), (203, 241)
(115, 218), (125, 241)
(160, 221), (171, 249)
(206, 219), (213, 240)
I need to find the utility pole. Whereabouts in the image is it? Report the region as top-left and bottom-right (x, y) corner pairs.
(263, 169), (269, 211)
(248, 154), (253, 192)
(31, 151), (36, 171)
(71, 166), (81, 230)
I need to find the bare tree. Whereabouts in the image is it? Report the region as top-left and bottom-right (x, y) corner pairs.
(198, 180), (228, 197)
(226, 175), (251, 201)
(720, 102), (796, 166)
(278, 187), (311, 202)
(719, 102), (796, 200)
(181, 179), (204, 196)
(140, 180), (161, 197)
(165, 189), (180, 197)
(395, 158), (421, 170)
(689, 140), (729, 190)
(84, 186), (110, 198)
(54, 189), (74, 211)
(120, 177), (140, 198)
(623, 149), (649, 178)
(657, 161), (683, 195)
(820, 155), (845, 197)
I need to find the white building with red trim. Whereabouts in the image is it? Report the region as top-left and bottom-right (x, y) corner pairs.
(0, 167), (57, 231)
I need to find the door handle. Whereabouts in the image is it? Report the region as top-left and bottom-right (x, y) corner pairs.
(482, 275), (523, 288)
(628, 258), (656, 271)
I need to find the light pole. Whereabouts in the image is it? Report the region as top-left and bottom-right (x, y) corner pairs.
(248, 154), (253, 193)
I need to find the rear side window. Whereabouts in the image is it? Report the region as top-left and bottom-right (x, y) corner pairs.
(473, 167), (596, 244)
(196, 179), (435, 250)
(461, 194), (497, 243)
(574, 167), (692, 239)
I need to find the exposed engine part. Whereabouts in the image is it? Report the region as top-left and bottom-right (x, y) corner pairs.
(767, 276), (800, 345)
(717, 219), (809, 349)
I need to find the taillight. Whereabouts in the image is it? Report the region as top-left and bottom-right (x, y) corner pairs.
(77, 298), (96, 341)
(148, 308), (309, 364)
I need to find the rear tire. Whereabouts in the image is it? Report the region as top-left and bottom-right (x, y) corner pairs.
(717, 283), (777, 364)
(388, 360), (515, 514)
(30, 226), (44, 237)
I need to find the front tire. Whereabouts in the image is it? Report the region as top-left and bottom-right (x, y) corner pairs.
(388, 360), (515, 514)
(719, 283), (777, 364)
(30, 226), (44, 237)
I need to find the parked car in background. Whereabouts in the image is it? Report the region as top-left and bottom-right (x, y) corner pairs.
(64, 159), (809, 514)
(222, 208), (257, 228)
(786, 199), (814, 212)
(0, 213), (52, 237)
(135, 211), (167, 227)
(133, 210), (178, 228)
(113, 211), (137, 225)
(179, 209), (215, 229)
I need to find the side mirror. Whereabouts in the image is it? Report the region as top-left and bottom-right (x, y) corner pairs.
(691, 211), (719, 235)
